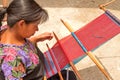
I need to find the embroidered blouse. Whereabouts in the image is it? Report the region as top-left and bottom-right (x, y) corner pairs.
(0, 25), (45, 80)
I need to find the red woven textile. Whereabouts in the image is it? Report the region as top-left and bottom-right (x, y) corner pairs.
(51, 13), (120, 69)
(44, 12), (120, 78)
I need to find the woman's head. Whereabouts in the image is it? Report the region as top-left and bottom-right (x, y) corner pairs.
(0, 0), (48, 38)
(0, 0), (48, 27)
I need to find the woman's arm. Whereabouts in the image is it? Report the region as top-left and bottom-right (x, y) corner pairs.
(29, 32), (53, 44)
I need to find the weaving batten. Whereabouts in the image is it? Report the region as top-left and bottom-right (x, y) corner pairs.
(44, 54), (52, 78)
(44, 53), (52, 78)
(46, 44), (64, 80)
(44, 51), (58, 78)
(45, 52), (55, 75)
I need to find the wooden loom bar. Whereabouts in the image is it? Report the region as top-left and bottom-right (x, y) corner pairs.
(99, 0), (116, 11)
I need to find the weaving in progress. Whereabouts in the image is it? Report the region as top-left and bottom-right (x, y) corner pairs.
(44, 1), (120, 80)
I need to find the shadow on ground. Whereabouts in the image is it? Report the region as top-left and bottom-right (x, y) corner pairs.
(77, 66), (113, 80)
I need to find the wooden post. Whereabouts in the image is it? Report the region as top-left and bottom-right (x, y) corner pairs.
(43, 76), (47, 80)
(99, 0), (116, 11)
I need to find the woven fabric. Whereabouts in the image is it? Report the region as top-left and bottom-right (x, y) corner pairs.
(44, 11), (120, 78)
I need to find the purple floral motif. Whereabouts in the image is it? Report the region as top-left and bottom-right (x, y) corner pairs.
(18, 50), (32, 67)
(0, 39), (40, 79)
(1, 63), (12, 76)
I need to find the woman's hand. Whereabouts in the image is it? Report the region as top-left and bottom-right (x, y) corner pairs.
(29, 32), (53, 43)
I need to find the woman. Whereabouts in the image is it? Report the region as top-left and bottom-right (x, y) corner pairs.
(0, 0), (52, 80)
(0, 0), (77, 80)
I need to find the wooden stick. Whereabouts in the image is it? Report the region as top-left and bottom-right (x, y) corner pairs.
(69, 62), (83, 80)
(43, 76), (47, 80)
(53, 32), (83, 80)
(86, 51), (112, 80)
(99, 0), (116, 11)
(58, 72), (64, 80)
(61, 19), (112, 80)
(46, 43), (64, 80)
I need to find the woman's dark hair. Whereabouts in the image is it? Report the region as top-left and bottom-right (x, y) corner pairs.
(0, 0), (48, 27)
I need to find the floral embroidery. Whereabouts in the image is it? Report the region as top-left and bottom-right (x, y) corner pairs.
(0, 40), (39, 80)
(1, 63), (12, 76)
(29, 52), (39, 65)
(3, 48), (17, 62)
